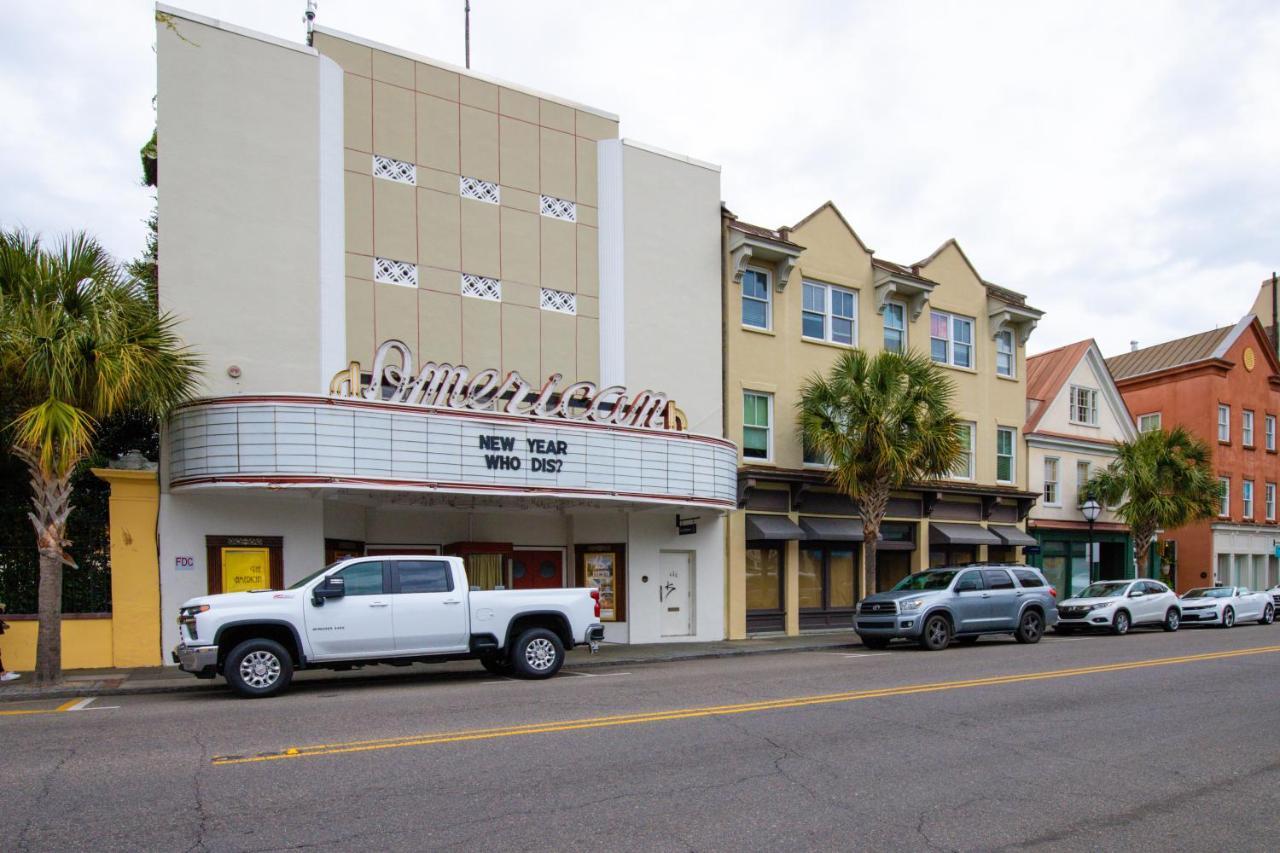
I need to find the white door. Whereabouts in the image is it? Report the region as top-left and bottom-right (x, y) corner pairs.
(305, 561), (396, 659)
(659, 551), (695, 637)
(390, 559), (469, 653)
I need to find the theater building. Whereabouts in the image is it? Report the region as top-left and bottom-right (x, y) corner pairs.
(154, 6), (732, 654)
(722, 202), (1043, 638)
(1107, 315), (1280, 593)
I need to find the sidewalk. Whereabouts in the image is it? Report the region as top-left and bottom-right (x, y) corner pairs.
(0, 631), (861, 701)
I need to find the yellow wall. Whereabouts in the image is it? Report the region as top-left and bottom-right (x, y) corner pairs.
(0, 469), (161, 672)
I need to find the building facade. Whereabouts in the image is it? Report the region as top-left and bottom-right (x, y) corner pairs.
(154, 5), (733, 653)
(1024, 340), (1137, 596)
(722, 202), (1043, 638)
(1107, 316), (1280, 593)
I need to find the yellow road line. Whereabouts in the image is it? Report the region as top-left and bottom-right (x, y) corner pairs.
(212, 643), (1280, 766)
(0, 697), (88, 717)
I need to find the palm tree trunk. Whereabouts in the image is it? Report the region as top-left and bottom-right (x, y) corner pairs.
(1133, 522), (1156, 580)
(18, 450), (75, 686)
(858, 476), (892, 600)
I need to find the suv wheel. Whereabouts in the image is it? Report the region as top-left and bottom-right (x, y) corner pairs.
(1015, 610), (1044, 644)
(225, 638), (294, 698)
(1111, 610), (1130, 636)
(510, 628), (565, 679)
(1259, 604), (1275, 626)
(1163, 608), (1180, 632)
(919, 615), (952, 651)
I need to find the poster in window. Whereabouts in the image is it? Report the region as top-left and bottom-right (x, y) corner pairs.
(586, 552), (618, 620)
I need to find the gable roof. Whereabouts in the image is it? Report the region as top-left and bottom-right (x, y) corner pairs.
(1105, 320), (1242, 382)
(1025, 340), (1094, 434)
(914, 237), (1033, 309)
(790, 201), (873, 254)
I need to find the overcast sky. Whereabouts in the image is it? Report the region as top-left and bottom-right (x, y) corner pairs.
(3, 1), (1277, 356)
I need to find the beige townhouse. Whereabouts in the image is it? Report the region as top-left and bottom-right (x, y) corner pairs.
(722, 202), (1043, 637)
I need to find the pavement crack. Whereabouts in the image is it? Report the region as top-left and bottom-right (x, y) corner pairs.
(18, 745), (76, 851)
(184, 730), (212, 853)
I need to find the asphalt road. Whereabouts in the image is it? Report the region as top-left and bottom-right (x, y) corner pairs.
(3, 624), (1279, 852)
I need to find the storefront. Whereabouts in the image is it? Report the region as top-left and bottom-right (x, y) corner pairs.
(1027, 520), (1133, 597)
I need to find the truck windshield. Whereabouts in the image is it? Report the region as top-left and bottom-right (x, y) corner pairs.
(892, 571), (957, 591)
(287, 562), (343, 590)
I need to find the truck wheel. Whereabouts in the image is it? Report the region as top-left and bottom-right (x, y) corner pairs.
(225, 638), (294, 698)
(510, 628), (565, 679)
(480, 655), (513, 676)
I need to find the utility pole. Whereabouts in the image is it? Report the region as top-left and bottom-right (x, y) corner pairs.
(465, 1), (471, 69)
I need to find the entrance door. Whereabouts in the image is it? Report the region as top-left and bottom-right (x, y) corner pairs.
(221, 547), (271, 592)
(511, 550), (563, 589)
(660, 551), (695, 637)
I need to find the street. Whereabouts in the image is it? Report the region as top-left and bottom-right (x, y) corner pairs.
(3, 625), (1279, 852)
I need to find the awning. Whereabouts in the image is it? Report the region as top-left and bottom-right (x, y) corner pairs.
(798, 516), (864, 542)
(989, 525), (1037, 547)
(746, 514), (806, 541)
(876, 538), (916, 551)
(929, 522), (1001, 546)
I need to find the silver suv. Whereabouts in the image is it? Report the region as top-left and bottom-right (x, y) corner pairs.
(854, 564), (1059, 651)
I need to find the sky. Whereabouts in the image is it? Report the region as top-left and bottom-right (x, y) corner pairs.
(2, 0), (1277, 357)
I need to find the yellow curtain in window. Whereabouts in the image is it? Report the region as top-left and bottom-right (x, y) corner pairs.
(466, 554), (505, 590)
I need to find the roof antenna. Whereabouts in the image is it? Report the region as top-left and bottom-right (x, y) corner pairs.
(464, 1), (472, 69)
(304, 0), (317, 47)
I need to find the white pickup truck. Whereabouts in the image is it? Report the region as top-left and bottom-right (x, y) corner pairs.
(172, 555), (604, 697)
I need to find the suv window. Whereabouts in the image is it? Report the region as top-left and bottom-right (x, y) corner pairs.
(336, 561), (385, 596)
(1142, 581), (1166, 595)
(982, 569), (1015, 590)
(1013, 569), (1044, 588)
(954, 571), (984, 592)
(395, 560), (453, 594)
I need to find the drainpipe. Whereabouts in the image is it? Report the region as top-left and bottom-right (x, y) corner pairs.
(1271, 271), (1278, 361)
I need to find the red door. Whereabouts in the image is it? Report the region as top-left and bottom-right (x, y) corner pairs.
(511, 551), (564, 589)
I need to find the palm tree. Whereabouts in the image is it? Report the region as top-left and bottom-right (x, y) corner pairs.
(1084, 426), (1218, 581)
(0, 230), (200, 685)
(797, 349), (964, 600)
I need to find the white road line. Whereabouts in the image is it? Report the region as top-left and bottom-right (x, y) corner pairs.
(65, 698), (95, 711)
(561, 671), (633, 678)
(840, 653), (890, 658)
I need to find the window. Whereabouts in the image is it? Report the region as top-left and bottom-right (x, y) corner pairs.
(336, 561), (385, 596)
(952, 422), (975, 479)
(1243, 410), (1255, 447)
(1218, 405), (1230, 442)
(394, 560), (453, 593)
(930, 311), (974, 368)
(1138, 413), (1162, 432)
(745, 546), (784, 619)
(1069, 386), (1098, 426)
(743, 392), (772, 460)
(981, 569), (1015, 590)
(741, 268), (771, 329)
(1267, 483), (1276, 521)
(1013, 569), (1045, 588)
(801, 280), (857, 345)
(996, 427), (1015, 483)
(803, 440), (830, 467)
(995, 330), (1015, 377)
(883, 301), (906, 354)
(1043, 458), (1061, 505)
(1243, 480), (1254, 519)
(954, 571), (983, 592)
(1219, 477), (1230, 517)
(799, 544), (857, 616)
(1076, 460), (1092, 501)
(1268, 415), (1276, 451)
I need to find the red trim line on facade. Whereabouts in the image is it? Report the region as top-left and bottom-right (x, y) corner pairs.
(174, 394), (739, 451)
(169, 474), (735, 509)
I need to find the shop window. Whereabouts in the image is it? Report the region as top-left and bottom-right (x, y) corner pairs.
(929, 544), (977, 568)
(989, 546), (1018, 564)
(577, 544), (626, 622)
(745, 545), (784, 632)
(799, 544), (857, 629)
(875, 551), (912, 592)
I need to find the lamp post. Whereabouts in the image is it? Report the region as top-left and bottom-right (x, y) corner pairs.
(1080, 496), (1102, 582)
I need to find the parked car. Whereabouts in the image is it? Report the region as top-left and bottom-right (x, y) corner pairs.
(172, 555), (604, 697)
(1267, 584), (1280, 612)
(854, 564), (1058, 651)
(1177, 586), (1275, 628)
(1055, 579), (1180, 635)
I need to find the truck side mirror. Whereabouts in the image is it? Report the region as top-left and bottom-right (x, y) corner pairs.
(312, 575), (345, 606)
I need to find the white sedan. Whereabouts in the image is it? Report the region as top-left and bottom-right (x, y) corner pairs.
(1054, 579), (1181, 635)
(1178, 586), (1275, 628)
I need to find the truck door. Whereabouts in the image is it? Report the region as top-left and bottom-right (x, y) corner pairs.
(390, 559), (469, 654)
(305, 561), (395, 659)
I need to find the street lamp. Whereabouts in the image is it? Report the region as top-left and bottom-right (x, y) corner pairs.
(1080, 496), (1102, 582)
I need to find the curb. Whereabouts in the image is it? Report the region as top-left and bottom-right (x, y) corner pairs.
(0, 639), (863, 702)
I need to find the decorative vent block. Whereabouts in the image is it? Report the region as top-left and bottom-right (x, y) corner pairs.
(372, 154), (416, 185)
(540, 195), (577, 222)
(459, 175), (500, 204)
(540, 288), (577, 315)
(461, 273), (502, 301)
(374, 257), (418, 288)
